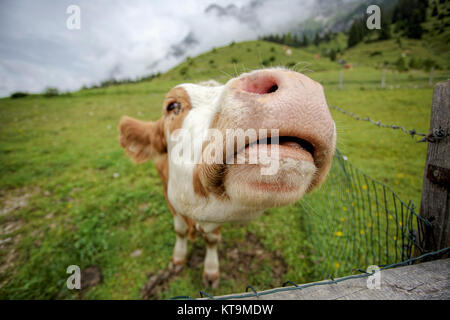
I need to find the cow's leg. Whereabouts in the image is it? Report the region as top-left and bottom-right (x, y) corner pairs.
(201, 226), (221, 289)
(169, 213), (189, 273)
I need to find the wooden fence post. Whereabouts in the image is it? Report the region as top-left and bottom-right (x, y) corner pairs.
(418, 80), (450, 259)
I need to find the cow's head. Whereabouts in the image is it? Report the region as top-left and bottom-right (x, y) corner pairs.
(120, 68), (336, 223)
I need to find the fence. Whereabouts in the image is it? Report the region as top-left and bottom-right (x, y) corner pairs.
(324, 68), (446, 91)
(297, 148), (429, 280)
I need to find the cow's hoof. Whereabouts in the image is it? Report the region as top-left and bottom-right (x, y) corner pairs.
(168, 261), (184, 274)
(202, 272), (220, 289)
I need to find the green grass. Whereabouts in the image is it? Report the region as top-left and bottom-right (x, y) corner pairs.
(160, 40), (340, 82)
(0, 39), (448, 299)
(340, 37), (450, 70)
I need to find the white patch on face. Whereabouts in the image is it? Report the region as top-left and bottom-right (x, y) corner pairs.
(167, 84), (227, 219)
(167, 83), (266, 223)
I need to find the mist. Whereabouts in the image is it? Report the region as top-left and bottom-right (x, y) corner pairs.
(0, 0), (323, 97)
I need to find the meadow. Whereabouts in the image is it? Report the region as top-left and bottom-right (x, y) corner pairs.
(0, 40), (448, 299)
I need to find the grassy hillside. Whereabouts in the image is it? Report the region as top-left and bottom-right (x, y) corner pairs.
(160, 40), (341, 82)
(340, 37), (450, 69)
(0, 38), (448, 299)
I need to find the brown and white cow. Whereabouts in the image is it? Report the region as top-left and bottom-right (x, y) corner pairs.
(119, 68), (336, 288)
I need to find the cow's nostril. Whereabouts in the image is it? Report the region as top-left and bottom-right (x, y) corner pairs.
(268, 85), (278, 93)
(241, 75), (279, 95)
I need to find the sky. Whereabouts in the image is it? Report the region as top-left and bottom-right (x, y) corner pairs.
(0, 0), (319, 97)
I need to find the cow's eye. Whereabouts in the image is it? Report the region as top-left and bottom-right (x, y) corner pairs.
(167, 102), (180, 112)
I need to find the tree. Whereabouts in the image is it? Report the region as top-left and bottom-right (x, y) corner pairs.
(283, 33), (293, 46)
(329, 49), (337, 61)
(302, 34), (309, 47)
(379, 16), (392, 40)
(432, 3), (439, 17)
(405, 10), (424, 39)
(348, 18), (367, 48)
(314, 33), (321, 47)
(292, 34), (299, 47)
(393, 0), (428, 38)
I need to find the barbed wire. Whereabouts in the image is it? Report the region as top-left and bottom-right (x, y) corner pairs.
(170, 246), (450, 300)
(329, 105), (428, 140)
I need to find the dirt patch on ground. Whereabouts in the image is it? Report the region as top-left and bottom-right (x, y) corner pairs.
(0, 230), (22, 289)
(141, 268), (177, 300)
(224, 233), (287, 284)
(0, 220), (23, 236)
(0, 187), (40, 289)
(0, 187), (40, 216)
(189, 232), (287, 286)
(141, 232), (287, 299)
(80, 265), (103, 295)
(0, 235), (21, 287)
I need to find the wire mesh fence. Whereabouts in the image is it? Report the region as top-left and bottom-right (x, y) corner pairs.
(297, 148), (431, 281)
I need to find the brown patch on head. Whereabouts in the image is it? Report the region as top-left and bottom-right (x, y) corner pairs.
(191, 111), (231, 199)
(118, 86), (192, 165)
(193, 163), (228, 200)
(163, 86), (192, 134)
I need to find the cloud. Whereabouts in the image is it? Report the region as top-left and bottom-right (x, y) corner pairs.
(0, 0), (319, 97)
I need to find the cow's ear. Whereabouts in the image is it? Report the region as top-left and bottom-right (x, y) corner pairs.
(119, 116), (166, 163)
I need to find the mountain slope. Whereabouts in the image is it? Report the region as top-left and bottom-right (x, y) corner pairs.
(159, 40), (341, 82)
(298, 0), (399, 35)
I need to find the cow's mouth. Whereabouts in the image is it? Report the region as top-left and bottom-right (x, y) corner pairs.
(223, 134), (319, 205)
(233, 135), (316, 164)
(249, 136), (315, 157)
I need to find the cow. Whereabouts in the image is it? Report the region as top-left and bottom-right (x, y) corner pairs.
(119, 68), (336, 288)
